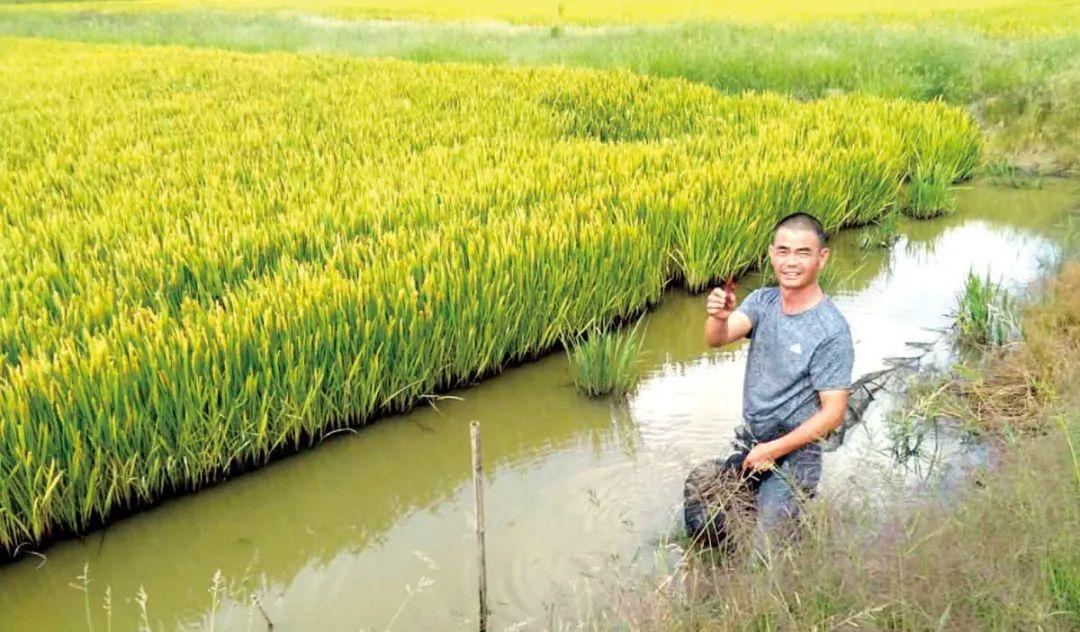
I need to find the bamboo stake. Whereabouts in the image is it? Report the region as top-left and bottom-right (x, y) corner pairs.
(470, 420), (490, 632)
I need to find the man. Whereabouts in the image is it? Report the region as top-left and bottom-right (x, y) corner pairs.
(703, 212), (854, 552)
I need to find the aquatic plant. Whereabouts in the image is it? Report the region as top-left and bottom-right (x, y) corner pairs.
(954, 270), (1021, 346)
(858, 211), (901, 250)
(565, 320), (647, 398)
(0, 38), (979, 553)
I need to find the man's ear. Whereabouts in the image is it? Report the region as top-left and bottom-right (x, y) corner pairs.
(818, 247), (830, 267)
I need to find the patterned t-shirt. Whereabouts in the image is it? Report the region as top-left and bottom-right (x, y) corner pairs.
(735, 286), (854, 442)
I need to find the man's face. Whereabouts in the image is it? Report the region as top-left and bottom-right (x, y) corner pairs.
(768, 227), (829, 290)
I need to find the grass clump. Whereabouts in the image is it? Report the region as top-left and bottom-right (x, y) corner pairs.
(891, 262), (1080, 439)
(903, 173), (958, 218)
(565, 321), (646, 398)
(953, 269), (1021, 346)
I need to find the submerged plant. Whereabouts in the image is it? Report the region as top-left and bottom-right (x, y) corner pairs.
(954, 270), (1021, 346)
(858, 210), (901, 250)
(565, 320), (647, 398)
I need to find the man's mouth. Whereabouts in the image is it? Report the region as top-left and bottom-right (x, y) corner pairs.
(781, 270), (801, 279)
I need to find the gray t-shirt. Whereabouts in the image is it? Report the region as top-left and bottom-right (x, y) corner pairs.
(736, 286), (854, 442)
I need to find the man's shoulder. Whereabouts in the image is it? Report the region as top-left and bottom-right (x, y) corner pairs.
(813, 296), (852, 339)
(747, 286), (781, 305)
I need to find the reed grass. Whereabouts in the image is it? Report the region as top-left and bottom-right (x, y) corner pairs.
(0, 38), (980, 553)
(565, 320), (646, 398)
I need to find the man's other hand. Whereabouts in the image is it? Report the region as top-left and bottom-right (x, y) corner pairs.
(743, 441), (779, 472)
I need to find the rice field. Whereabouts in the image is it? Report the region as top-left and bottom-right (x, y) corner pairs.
(4, 0), (1072, 32)
(3, 1), (1075, 174)
(0, 35), (983, 553)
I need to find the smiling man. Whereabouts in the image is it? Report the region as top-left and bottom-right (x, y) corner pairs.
(703, 212), (854, 552)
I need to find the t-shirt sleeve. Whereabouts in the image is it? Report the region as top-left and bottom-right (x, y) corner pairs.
(810, 329), (854, 391)
(736, 288), (765, 328)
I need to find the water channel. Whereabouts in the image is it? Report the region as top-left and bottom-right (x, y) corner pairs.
(0, 181), (1075, 631)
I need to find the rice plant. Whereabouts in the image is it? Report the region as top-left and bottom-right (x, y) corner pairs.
(954, 270), (1022, 346)
(903, 174), (958, 218)
(565, 320), (647, 398)
(0, 38), (981, 553)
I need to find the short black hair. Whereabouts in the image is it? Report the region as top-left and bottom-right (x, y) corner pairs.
(773, 212), (828, 248)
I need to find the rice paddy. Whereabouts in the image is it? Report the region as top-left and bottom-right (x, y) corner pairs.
(0, 0), (1053, 27)
(0, 34), (984, 553)
(4, 1), (1075, 175)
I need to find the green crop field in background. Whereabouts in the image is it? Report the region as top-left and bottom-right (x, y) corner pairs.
(2, 1), (1076, 171)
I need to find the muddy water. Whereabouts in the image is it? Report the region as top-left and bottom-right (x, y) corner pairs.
(0, 182), (1074, 631)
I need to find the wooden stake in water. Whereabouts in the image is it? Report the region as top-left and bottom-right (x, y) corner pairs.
(470, 420), (490, 632)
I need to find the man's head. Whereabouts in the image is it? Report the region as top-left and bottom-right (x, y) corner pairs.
(768, 212), (830, 290)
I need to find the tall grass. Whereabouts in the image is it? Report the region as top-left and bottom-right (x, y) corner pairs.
(0, 38), (979, 553)
(981, 160), (1046, 188)
(4, 7), (1075, 102)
